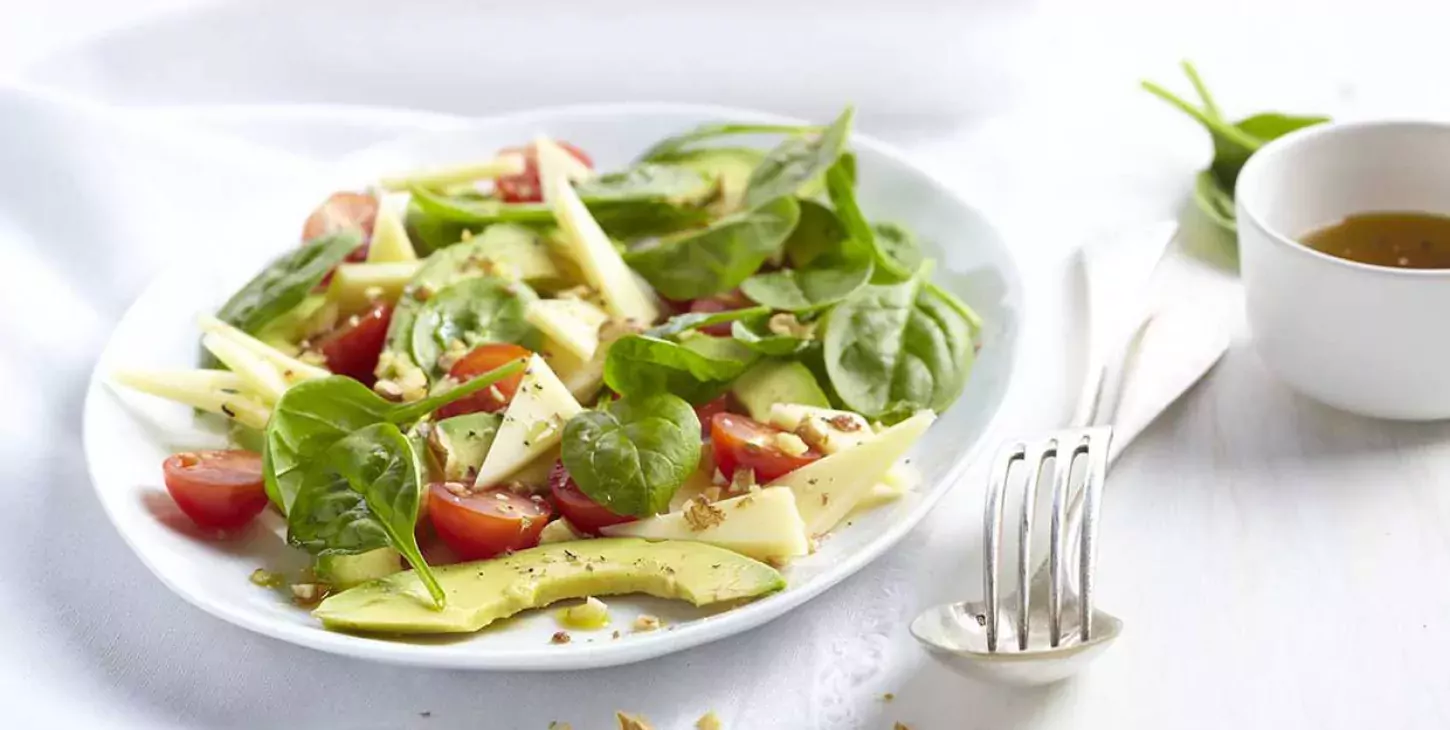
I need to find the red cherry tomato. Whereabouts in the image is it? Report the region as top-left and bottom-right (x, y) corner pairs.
(427, 484), (553, 560)
(302, 191), (378, 244)
(495, 141), (594, 203)
(161, 450), (269, 529)
(688, 290), (752, 336)
(435, 343), (533, 419)
(315, 300), (392, 385)
(693, 395), (734, 436)
(710, 412), (822, 483)
(547, 461), (634, 535)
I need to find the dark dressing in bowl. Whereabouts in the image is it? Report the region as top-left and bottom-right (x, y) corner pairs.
(1302, 212), (1450, 269)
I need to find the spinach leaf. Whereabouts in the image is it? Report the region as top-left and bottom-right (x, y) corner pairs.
(822, 265), (974, 419)
(287, 422), (444, 607)
(263, 359), (526, 512)
(405, 200), (480, 257)
(646, 306), (771, 340)
(1142, 61), (1328, 233)
(624, 196), (800, 300)
(731, 316), (812, 356)
(410, 277), (536, 377)
(739, 261), (872, 313)
(216, 230), (361, 335)
(603, 334), (758, 404)
(824, 156), (916, 284)
(873, 222), (925, 276)
(638, 123), (822, 162)
(743, 107), (854, 210)
(783, 199), (848, 268)
(561, 393), (701, 517)
(407, 165), (716, 240)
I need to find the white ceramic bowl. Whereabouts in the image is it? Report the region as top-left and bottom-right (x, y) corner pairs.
(1238, 121), (1450, 421)
(83, 103), (1027, 669)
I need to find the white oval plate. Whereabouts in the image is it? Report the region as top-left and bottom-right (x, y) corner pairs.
(83, 103), (1025, 670)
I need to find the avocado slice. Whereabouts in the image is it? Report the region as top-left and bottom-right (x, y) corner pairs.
(730, 360), (831, 421)
(316, 547), (402, 589)
(666, 147), (763, 213)
(312, 538), (784, 634)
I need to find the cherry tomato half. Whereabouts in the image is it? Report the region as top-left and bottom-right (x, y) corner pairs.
(315, 300), (392, 385)
(693, 395), (735, 437)
(710, 412), (822, 484)
(435, 343), (533, 419)
(688, 290), (753, 336)
(547, 461), (634, 535)
(427, 484), (553, 560)
(162, 450), (269, 529)
(495, 141), (594, 203)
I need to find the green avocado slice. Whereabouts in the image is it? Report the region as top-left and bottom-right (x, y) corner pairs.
(312, 538), (785, 634)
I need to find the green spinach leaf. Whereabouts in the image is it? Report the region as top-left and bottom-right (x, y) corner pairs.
(783, 199), (848, 268)
(822, 265), (974, 419)
(264, 359), (526, 513)
(215, 230), (361, 335)
(638, 123), (822, 162)
(873, 222), (925, 276)
(823, 156), (916, 284)
(743, 108), (854, 210)
(646, 306), (771, 340)
(287, 422), (444, 607)
(603, 334), (758, 404)
(410, 277), (536, 376)
(1142, 61), (1328, 233)
(624, 196), (800, 300)
(561, 393), (701, 517)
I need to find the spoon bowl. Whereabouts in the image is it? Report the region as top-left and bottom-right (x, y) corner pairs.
(910, 598), (1123, 686)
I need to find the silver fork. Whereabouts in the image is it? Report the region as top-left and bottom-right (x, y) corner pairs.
(982, 426), (1113, 652)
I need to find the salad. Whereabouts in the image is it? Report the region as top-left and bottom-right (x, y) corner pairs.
(114, 107), (981, 636)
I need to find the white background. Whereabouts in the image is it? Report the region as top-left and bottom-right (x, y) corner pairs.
(6, 1), (1450, 728)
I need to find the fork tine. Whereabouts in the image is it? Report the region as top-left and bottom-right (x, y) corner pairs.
(1078, 427), (1113, 641)
(1047, 436), (1075, 648)
(983, 441), (1022, 653)
(1015, 442), (1049, 650)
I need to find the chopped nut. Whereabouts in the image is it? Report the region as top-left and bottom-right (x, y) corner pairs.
(442, 481), (471, 497)
(827, 414), (863, 432)
(374, 379), (404, 400)
(773, 431), (809, 457)
(612, 630), (622, 639)
(633, 615), (662, 632)
(695, 711), (722, 730)
(767, 312), (815, 339)
(683, 499), (726, 531)
(290, 583), (325, 604)
(882, 693), (896, 702)
(551, 631), (571, 644)
(616, 713), (654, 730)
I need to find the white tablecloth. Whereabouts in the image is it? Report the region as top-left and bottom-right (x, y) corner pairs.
(7, 2), (1450, 729)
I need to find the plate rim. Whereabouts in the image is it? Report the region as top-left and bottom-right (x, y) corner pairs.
(81, 100), (1028, 670)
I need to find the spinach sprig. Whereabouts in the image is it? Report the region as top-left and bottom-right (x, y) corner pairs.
(561, 393), (702, 518)
(1142, 61), (1329, 234)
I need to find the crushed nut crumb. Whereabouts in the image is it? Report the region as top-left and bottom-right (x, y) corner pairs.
(633, 615), (661, 632)
(827, 414), (863, 432)
(882, 693), (896, 702)
(683, 499), (726, 531)
(290, 583), (325, 605)
(551, 631), (571, 644)
(767, 311), (815, 339)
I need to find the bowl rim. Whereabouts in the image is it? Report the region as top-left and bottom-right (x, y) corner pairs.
(1237, 118), (1450, 280)
(82, 100), (1028, 670)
